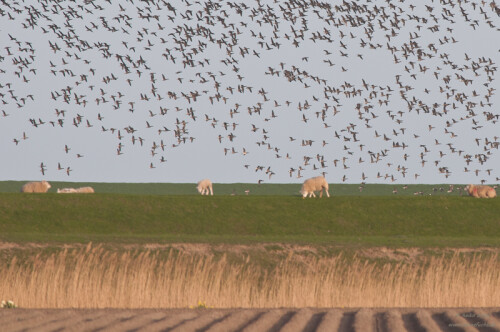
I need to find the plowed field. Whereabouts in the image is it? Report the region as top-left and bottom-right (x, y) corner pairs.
(1, 308), (499, 331)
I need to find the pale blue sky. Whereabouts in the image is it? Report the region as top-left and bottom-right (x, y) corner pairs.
(0, 0), (499, 184)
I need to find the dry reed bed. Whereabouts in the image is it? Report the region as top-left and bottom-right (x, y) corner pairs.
(1, 245), (499, 308)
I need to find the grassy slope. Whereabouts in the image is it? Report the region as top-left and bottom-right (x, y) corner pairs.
(1, 181), (492, 196)
(1, 193), (499, 246)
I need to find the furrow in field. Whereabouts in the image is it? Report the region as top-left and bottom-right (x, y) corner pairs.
(401, 312), (428, 332)
(302, 311), (327, 332)
(415, 309), (442, 332)
(447, 310), (482, 332)
(279, 308), (314, 332)
(353, 309), (375, 332)
(315, 310), (343, 332)
(62, 310), (136, 332)
(267, 310), (297, 332)
(430, 311), (466, 332)
(239, 309), (287, 332)
(95, 311), (170, 332)
(133, 311), (198, 332)
(7, 309), (76, 332)
(471, 310), (500, 332)
(0, 309), (45, 328)
(337, 311), (357, 332)
(24, 310), (108, 332)
(384, 310), (406, 332)
(204, 309), (263, 332)
(167, 310), (228, 332)
(374, 311), (388, 332)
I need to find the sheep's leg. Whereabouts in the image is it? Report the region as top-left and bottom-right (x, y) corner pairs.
(209, 185), (213, 196)
(325, 188), (330, 198)
(311, 192), (316, 198)
(319, 189), (323, 198)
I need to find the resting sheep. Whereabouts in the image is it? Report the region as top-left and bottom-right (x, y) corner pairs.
(300, 176), (330, 198)
(196, 179), (213, 195)
(21, 181), (51, 193)
(57, 187), (94, 193)
(57, 188), (77, 193)
(75, 186), (95, 193)
(465, 184), (496, 198)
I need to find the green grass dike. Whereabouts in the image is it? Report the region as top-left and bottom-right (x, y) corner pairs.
(0, 193), (499, 247)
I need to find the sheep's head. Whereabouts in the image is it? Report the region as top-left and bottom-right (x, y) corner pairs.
(43, 180), (51, 189)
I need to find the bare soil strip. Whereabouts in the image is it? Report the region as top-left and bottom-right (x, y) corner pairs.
(337, 311), (356, 332)
(98, 311), (169, 332)
(416, 309), (442, 332)
(35, 311), (109, 332)
(168, 310), (229, 332)
(280, 308), (314, 332)
(64, 310), (136, 332)
(385, 310), (406, 332)
(353, 308), (374, 331)
(204, 309), (263, 332)
(0, 310), (46, 331)
(7, 310), (76, 332)
(315, 310), (343, 332)
(401, 312), (427, 332)
(471, 310), (500, 332)
(239, 309), (287, 331)
(443, 310), (479, 332)
(133, 310), (198, 332)
(1, 308), (499, 332)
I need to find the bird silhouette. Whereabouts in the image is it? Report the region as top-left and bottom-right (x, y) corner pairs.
(0, 0), (498, 186)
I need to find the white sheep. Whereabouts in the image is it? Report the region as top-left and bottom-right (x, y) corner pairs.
(465, 184), (496, 198)
(21, 181), (51, 193)
(196, 179), (213, 195)
(300, 176), (330, 198)
(75, 186), (95, 193)
(57, 188), (77, 193)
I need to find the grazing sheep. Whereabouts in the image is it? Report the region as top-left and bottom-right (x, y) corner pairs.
(76, 187), (95, 193)
(196, 179), (213, 195)
(57, 188), (77, 193)
(21, 181), (51, 193)
(300, 176), (330, 198)
(465, 184), (496, 198)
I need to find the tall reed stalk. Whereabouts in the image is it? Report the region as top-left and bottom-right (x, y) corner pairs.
(1, 245), (498, 308)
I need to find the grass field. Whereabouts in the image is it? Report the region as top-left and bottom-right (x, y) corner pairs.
(1, 180), (491, 196)
(2, 181), (499, 308)
(0, 193), (499, 246)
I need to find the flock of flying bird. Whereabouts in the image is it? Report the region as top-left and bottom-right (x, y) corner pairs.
(1, 0), (499, 185)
